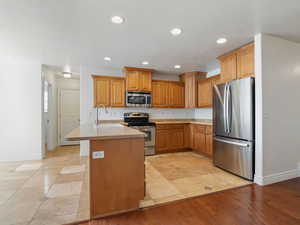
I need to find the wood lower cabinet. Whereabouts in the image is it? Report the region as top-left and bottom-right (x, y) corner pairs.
(190, 124), (213, 157)
(93, 75), (125, 107)
(156, 123), (213, 157)
(152, 80), (185, 108)
(156, 124), (185, 152)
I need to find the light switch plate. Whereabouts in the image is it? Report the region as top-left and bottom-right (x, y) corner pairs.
(93, 151), (104, 159)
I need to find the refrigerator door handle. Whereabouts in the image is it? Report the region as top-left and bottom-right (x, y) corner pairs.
(223, 83), (228, 133)
(214, 137), (250, 147)
(227, 83), (232, 133)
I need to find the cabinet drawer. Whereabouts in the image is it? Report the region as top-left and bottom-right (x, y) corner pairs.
(168, 124), (184, 130)
(156, 124), (169, 130)
(194, 125), (206, 133)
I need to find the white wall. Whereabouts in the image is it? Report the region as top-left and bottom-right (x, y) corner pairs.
(0, 61), (42, 161)
(254, 34), (300, 185)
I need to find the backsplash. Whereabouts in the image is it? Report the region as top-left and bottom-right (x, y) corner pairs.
(194, 108), (213, 119)
(89, 107), (212, 121)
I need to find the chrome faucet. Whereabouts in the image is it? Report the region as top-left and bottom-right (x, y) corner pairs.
(95, 104), (109, 126)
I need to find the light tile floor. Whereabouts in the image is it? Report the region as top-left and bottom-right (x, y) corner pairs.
(140, 152), (252, 207)
(0, 146), (89, 225)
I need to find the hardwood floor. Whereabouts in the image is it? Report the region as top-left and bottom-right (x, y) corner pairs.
(77, 178), (300, 225)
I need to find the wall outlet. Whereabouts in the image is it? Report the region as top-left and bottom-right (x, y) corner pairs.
(93, 151), (104, 159)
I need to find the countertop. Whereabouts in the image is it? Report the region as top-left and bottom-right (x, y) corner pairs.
(65, 123), (145, 141)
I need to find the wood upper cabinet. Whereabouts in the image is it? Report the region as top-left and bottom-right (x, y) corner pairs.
(237, 42), (254, 79)
(111, 78), (125, 107)
(168, 82), (185, 108)
(139, 71), (152, 91)
(197, 75), (220, 108)
(218, 42), (254, 83)
(124, 67), (154, 92)
(180, 72), (206, 108)
(126, 71), (140, 91)
(93, 77), (111, 107)
(152, 81), (169, 107)
(219, 52), (237, 83)
(92, 75), (125, 107)
(152, 80), (184, 108)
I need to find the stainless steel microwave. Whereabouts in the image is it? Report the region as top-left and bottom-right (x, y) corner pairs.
(126, 92), (151, 107)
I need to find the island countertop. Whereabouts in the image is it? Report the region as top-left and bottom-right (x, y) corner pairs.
(65, 123), (145, 141)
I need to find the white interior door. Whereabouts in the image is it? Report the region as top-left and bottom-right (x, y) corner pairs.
(59, 89), (80, 145)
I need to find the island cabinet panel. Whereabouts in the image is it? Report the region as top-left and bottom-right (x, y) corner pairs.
(124, 67), (154, 92)
(90, 138), (145, 218)
(92, 75), (125, 107)
(237, 42), (254, 79)
(152, 81), (169, 107)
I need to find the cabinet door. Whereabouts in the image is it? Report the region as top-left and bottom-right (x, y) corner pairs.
(156, 129), (169, 152)
(193, 125), (206, 154)
(152, 81), (169, 107)
(94, 78), (110, 107)
(139, 71), (152, 92)
(111, 78), (125, 107)
(198, 80), (212, 108)
(219, 53), (237, 83)
(205, 126), (213, 157)
(126, 71), (140, 91)
(168, 82), (185, 108)
(237, 42), (254, 79)
(168, 128), (184, 150)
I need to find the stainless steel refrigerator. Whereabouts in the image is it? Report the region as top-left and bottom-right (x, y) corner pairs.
(213, 77), (254, 180)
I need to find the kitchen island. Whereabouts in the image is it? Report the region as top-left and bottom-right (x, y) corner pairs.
(66, 123), (145, 219)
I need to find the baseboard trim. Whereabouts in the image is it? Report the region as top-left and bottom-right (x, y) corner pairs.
(254, 168), (300, 186)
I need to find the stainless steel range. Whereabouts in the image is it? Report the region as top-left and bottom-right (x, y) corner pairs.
(124, 112), (155, 156)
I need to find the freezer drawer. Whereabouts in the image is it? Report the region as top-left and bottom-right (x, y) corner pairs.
(213, 137), (254, 180)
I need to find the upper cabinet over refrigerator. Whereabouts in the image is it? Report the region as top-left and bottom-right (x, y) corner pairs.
(213, 77), (254, 141)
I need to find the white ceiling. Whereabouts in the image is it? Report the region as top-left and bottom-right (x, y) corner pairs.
(1, 0), (300, 74)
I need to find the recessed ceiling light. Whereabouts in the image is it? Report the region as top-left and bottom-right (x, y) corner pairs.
(104, 57), (111, 61)
(174, 65), (181, 69)
(142, 61), (149, 65)
(217, 38), (227, 44)
(111, 16), (124, 24)
(170, 28), (182, 36)
(63, 72), (72, 78)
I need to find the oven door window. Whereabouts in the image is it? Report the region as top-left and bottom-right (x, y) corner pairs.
(127, 96), (146, 105)
(141, 130), (152, 142)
